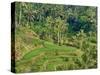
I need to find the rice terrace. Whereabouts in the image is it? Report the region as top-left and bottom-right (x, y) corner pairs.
(11, 2), (97, 73)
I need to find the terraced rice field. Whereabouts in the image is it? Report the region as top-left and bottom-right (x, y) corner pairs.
(15, 41), (84, 73)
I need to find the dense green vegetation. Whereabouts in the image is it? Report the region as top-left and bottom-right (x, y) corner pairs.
(13, 2), (97, 73)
